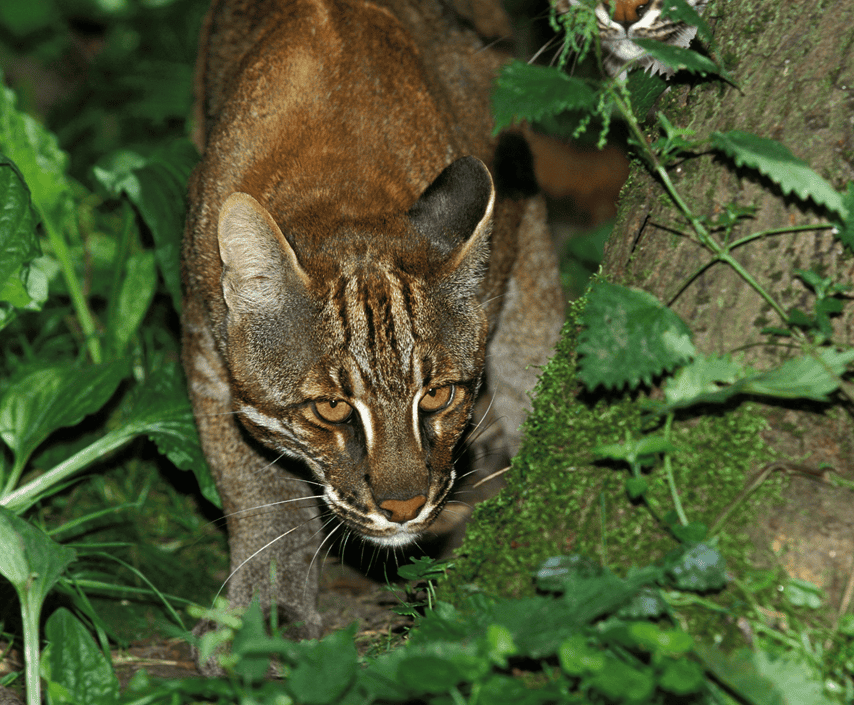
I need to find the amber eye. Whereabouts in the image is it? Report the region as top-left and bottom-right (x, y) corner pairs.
(313, 399), (353, 423)
(418, 385), (455, 413)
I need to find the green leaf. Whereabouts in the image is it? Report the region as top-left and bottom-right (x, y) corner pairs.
(742, 347), (854, 401)
(106, 250), (157, 354)
(698, 647), (834, 705)
(0, 361), (127, 474)
(663, 354), (744, 407)
(93, 140), (198, 314)
(0, 156), (40, 289)
(835, 182), (854, 251)
(710, 131), (845, 216)
(784, 579), (823, 609)
(590, 656), (655, 702)
(625, 477), (648, 499)
(492, 61), (598, 133)
(634, 40), (721, 77)
(665, 542), (727, 591)
(286, 625), (358, 704)
(659, 0), (714, 45)
(558, 633), (605, 676)
(0, 505), (75, 602)
(231, 599), (270, 681)
(578, 281), (695, 390)
(0, 73), (73, 224)
(658, 657), (705, 695)
(43, 608), (119, 705)
(123, 363), (217, 507)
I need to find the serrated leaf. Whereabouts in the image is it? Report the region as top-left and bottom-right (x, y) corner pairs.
(835, 182), (854, 252)
(742, 347), (854, 401)
(710, 131), (844, 216)
(492, 61), (597, 133)
(578, 282), (695, 390)
(634, 40), (720, 77)
(44, 608), (119, 705)
(665, 542), (727, 591)
(0, 361), (128, 470)
(663, 353), (744, 406)
(659, 0), (713, 45)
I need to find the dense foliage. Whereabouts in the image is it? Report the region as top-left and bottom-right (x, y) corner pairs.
(1, 0), (853, 703)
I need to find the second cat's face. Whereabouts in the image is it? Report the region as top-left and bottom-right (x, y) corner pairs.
(559, 0), (707, 76)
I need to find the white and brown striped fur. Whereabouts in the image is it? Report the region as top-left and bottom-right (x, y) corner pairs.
(182, 0), (564, 658)
(557, 0), (708, 77)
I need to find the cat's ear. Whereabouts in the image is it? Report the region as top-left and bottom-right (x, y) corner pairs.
(408, 156), (495, 291)
(218, 192), (310, 315)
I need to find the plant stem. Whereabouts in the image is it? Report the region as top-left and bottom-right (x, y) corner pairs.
(0, 428), (134, 513)
(662, 413), (688, 527)
(39, 205), (102, 364)
(22, 591), (41, 705)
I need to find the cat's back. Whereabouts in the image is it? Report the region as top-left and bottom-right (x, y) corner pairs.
(195, 0), (500, 158)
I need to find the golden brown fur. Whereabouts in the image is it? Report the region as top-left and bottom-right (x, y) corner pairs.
(181, 0), (564, 665)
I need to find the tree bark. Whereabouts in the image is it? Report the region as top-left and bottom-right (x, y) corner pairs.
(600, 0), (854, 606)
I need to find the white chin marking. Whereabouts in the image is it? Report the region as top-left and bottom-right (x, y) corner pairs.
(366, 531), (420, 548)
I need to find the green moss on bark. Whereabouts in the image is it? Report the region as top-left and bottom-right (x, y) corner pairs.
(441, 295), (780, 604)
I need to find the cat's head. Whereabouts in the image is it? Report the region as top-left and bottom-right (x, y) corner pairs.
(216, 157), (495, 546)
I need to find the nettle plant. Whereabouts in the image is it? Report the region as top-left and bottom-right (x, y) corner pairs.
(493, 0), (854, 514)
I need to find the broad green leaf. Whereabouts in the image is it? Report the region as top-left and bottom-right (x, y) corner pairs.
(659, 658), (705, 695)
(0, 505), (75, 600)
(0, 156), (40, 288)
(44, 608), (119, 705)
(710, 131), (845, 216)
(106, 250), (157, 354)
(0, 361), (127, 472)
(558, 634), (605, 676)
(578, 281), (695, 390)
(94, 140), (198, 314)
(784, 579), (823, 609)
(742, 347), (854, 401)
(590, 656), (655, 702)
(634, 40), (721, 77)
(0, 73), (73, 224)
(698, 647), (834, 705)
(286, 625), (358, 704)
(492, 61), (597, 133)
(752, 651), (832, 705)
(123, 363), (218, 506)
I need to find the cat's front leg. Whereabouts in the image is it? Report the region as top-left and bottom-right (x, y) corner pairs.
(182, 295), (323, 674)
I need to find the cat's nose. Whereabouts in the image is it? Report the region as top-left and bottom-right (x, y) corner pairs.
(379, 495), (427, 523)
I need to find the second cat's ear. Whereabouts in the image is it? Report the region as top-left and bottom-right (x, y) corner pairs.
(218, 192), (310, 315)
(408, 156), (495, 291)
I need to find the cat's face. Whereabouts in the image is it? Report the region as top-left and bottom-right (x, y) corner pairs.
(217, 158), (494, 547)
(562, 0), (707, 76)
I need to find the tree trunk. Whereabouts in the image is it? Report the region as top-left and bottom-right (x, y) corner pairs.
(600, 0), (854, 606)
